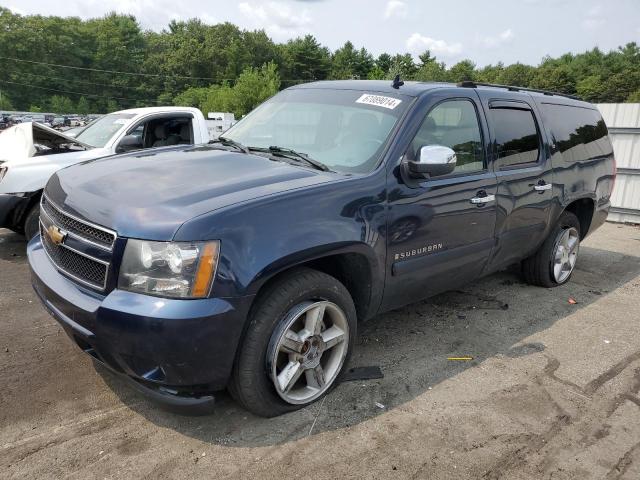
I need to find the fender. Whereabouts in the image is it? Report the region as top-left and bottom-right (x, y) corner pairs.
(174, 169), (389, 313)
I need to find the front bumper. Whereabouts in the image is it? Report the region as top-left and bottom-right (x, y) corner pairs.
(0, 192), (31, 230)
(28, 235), (254, 409)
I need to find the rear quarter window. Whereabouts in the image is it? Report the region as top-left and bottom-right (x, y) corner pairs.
(541, 103), (613, 162)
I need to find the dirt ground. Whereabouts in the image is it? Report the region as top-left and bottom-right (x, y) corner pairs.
(1, 223), (640, 479)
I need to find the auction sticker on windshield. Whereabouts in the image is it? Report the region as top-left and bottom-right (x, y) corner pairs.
(355, 94), (402, 110)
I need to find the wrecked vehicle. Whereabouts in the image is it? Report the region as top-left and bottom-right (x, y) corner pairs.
(0, 107), (213, 239)
(28, 80), (615, 417)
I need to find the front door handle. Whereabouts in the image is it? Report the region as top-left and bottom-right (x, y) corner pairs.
(533, 181), (552, 192)
(470, 193), (496, 204)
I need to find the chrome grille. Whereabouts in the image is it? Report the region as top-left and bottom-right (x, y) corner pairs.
(41, 195), (115, 249)
(39, 195), (115, 291)
(40, 222), (108, 289)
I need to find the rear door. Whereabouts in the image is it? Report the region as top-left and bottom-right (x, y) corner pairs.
(382, 89), (497, 311)
(476, 91), (554, 270)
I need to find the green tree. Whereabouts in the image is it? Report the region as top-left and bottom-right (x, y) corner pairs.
(495, 63), (534, 87)
(330, 42), (374, 79)
(418, 50), (436, 68)
(225, 61), (281, 116)
(331, 41), (358, 79)
(627, 90), (640, 102)
(1, 7), (640, 111)
(76, 96), (90, 115)
(367, 65), (386, 80)
(531, 64), (576, 94)
(386, 53), (417, 80)
(177, 62), (281, 118)
(376, 53), (392, 74)
(476, 63), (504, 83)
(106, 99), (119, 112)
(414, 60), (447, 82)
(28, 105), (42, 112)
(280, 35), (331, 82)
(576, 75), (605, 102)
(0, 91), (14, 110)
(447, 60), (476, 83)
(49, 95), (75, 113)
(600, 64), (640, 102)
(173, 87), (210, 108)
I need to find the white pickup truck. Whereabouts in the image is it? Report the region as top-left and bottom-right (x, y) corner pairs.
(0, 106), (213, 239)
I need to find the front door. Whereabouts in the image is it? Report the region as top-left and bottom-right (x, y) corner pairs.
(382, 91), (498, 311)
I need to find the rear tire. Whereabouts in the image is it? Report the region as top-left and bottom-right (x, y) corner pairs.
(229, 268), (357, 417)
(522, 211), (581, 287)
(23, 203), (41, 241)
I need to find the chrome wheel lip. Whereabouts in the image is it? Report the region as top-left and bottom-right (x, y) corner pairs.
(268, 300), (349, 405)
(553, 227), (580, 283)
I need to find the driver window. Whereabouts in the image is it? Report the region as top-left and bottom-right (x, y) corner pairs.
(144, 117), (193, 148)
(409, 99), (485, 174)
(118, 116), (194, 152)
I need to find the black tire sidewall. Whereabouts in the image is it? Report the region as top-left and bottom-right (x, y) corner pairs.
(23, 203), (41, 241)
(230, 269), (357, 417)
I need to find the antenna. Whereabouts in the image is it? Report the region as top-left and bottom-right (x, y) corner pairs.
(391, 74), (404, 89)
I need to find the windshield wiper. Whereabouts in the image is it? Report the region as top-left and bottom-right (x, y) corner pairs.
(249, 146), (331, 172)
(209, 136), (249, 154)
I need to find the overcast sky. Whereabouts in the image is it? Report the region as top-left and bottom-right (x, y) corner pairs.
(2, 0), (639, 66)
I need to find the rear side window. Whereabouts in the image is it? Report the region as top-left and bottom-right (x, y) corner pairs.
(541, 104), (612, 161)
(490, 107), (540, 168)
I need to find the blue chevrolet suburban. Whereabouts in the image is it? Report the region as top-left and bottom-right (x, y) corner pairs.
(27, 80), (615, 417)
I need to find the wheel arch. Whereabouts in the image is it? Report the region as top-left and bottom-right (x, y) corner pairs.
(563, 197), (595, 239)
(6, 189), (42, 232)
(246, 243), (381, 323)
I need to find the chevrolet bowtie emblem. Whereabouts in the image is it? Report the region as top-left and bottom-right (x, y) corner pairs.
(46, 225), (67, 245)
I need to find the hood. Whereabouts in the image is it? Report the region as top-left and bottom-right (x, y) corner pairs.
(0, 122), (92, 161)
(45, 145), (336, 240)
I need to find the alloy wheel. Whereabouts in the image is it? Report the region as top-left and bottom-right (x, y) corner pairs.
(553, 227), (580, 283)
(268, 300), (349, 405)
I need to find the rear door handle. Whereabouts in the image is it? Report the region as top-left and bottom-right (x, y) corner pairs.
(470, 193), (496, 204)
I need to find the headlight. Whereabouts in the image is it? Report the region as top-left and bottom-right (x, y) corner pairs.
(0, 166), (7, 183)
(118, 239), (220, 298)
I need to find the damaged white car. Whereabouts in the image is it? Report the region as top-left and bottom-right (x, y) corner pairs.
(0, 107), (212, 239)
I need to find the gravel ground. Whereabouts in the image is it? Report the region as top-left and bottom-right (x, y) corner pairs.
(1, 222), (640, 479)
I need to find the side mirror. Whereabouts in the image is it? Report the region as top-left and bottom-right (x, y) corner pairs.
(116, 134), (143, 153)
(407, 145), (457, 178)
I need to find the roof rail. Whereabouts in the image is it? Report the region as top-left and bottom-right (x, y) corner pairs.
(457, 81), (581, 101)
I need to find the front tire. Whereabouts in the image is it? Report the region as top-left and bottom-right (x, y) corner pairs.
(229, 268), (357, 417)
(23, 203), (41, 241)
(522, 211), (581, 287)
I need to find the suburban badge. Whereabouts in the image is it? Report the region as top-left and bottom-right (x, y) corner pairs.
(395, 243), (443, 261)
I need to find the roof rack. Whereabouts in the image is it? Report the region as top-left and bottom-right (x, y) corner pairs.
(457, 81), (581, 101)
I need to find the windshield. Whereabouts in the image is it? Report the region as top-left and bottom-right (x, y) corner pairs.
(223, 88), (411, 173)
(75, 113), (135, 147)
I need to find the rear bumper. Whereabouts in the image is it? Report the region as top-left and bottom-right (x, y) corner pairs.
(28, 235), (254, 408)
